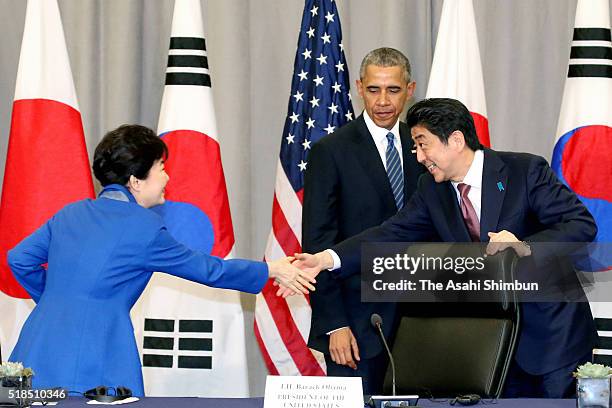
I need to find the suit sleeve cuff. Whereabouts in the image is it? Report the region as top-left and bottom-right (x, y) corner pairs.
(326, 326), (349, 335)
(326, 249), (341, 270)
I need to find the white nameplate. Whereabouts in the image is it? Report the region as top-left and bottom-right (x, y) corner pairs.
(264, 375), (364, 408)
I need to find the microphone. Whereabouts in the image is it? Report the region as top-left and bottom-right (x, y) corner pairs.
(368, 313), (419, 408)
(371, 313), (396, 396)
(368, 315), (419, 407)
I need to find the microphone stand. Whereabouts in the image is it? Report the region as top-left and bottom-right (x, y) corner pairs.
(374, 320), (396, 396)
(368, 314), (419, 408)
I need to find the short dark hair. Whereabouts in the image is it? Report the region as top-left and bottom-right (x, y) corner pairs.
(360, 47), (412, 83)
(93, 124), (168, 186)
(405, 98), (483, 151)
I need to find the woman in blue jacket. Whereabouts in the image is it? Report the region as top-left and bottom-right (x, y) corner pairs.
(8, 124), (314, 396)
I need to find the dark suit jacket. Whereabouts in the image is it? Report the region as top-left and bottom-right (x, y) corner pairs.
(332, 148), (598, 374)
(303, 114), (425, 359)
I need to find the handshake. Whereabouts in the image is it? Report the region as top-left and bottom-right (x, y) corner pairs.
(266, 251), (335, 297)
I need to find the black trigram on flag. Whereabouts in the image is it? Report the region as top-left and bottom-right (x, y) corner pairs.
(568, 27), (612, 78)
(142, 318), (213, 369)
(165, 37), (211, 87)
(594, 318), (612, 366)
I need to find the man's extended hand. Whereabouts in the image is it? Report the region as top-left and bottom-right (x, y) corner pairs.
(274, 251), (333, 298)
(329, 327), (360, 370)
(267, 257), (316, 296)
(487, 230), (531, 257)
(292, 251), (334, 278)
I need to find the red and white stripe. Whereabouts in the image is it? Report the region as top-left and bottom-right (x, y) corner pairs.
(254, 160), (326, 375)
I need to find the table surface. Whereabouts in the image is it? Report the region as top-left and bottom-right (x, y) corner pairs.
(39, 396), (578, 407)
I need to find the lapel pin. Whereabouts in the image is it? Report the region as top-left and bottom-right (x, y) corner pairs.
(497, 181), (504, 191)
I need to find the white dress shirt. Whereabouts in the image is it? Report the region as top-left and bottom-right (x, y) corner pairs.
(363, 110), (403, 170)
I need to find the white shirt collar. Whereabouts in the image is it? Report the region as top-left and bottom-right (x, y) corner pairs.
(363, 110), (401, 143)
(452, 149), (484, 190)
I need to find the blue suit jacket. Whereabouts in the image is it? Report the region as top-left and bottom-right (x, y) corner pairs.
(332, 149), (598, 374)
(8, 185), (268, 395)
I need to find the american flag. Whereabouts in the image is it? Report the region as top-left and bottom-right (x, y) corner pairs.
(254, 0), (354, 375)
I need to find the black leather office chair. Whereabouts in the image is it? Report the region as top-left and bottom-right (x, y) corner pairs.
(383, 249), (521, 398)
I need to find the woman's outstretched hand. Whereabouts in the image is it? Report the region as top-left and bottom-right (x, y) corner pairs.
(272, 251), (334, 298)
(267, 257), (317, 296)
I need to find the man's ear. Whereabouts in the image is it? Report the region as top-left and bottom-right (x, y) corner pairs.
(449, 130), (466, 150)
(406, 81), (416, 98)
(356, 79), (364, 98)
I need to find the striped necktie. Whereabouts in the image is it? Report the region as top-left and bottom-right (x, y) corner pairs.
(386, 132), (404, 209)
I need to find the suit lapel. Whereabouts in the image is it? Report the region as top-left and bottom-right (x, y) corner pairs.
(480, 149), (507, 241)
(350, 115), (397, 209)
(435, 181), (472, 242)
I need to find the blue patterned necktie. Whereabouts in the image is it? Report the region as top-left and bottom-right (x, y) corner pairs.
(386, 132), (404, 209)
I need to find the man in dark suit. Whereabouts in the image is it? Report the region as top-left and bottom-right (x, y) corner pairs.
(297, 98), (597, 398)
(302, 47), (425, 394)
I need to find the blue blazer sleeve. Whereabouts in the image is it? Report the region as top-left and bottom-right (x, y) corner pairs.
(145, 226), (269, 294)
(7, 219), (52, 303)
